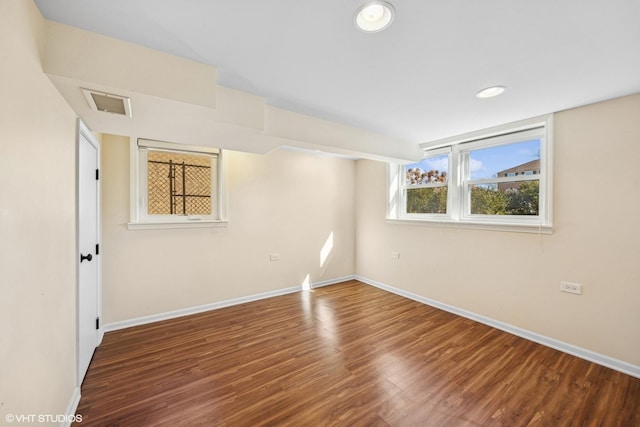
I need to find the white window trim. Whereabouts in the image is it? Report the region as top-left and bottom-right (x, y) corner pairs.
(128, 138), (228, 230)
(388, 115), (553, 234)
(399, 146), (452, 220)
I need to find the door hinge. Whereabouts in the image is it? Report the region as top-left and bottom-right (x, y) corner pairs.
(96, 169), (100, 180)
(96, 317), (100, 330)
(96, 243), (100, 255)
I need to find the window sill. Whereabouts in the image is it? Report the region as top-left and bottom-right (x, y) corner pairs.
(127, 220), (229, 230)
(385, 218), (553, 234)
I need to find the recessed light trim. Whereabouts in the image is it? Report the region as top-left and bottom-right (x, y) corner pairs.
(476, 85), (507, 99)
(354, 1), (395, 33)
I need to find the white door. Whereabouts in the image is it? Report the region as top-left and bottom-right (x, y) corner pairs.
(78, 120), (101, 384)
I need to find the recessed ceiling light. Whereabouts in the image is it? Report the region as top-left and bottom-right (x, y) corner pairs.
(354, 1), (395, 33)
(476, 85), (507, 99)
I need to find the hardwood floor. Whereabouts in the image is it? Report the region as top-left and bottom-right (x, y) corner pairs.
(75, 280), (640, 426)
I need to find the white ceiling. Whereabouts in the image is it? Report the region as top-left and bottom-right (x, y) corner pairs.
(34, 0), (640, 144)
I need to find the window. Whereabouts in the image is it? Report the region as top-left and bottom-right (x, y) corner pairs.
(463, 135), (541, 218)
(388, 116), (552, 233)
(128, 139), (227, 229)
(402, 148), (450, 217)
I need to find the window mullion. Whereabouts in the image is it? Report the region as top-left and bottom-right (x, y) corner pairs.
(404, 183), (448, 189)
(467, 174), (539, 185)
(452, 148), (466, 220)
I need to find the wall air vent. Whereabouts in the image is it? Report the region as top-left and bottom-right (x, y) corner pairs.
(81, 88), (132, 117)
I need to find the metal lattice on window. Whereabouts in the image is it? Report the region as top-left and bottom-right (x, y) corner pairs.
(147, 151), (212, 215)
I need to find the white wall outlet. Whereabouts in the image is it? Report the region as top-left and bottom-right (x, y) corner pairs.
(560, 281), (582, 295)
(391, 251), (400, 260)
(270, 253), (280, 262)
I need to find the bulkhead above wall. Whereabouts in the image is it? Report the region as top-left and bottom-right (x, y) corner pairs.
(42, 21), (421, 163)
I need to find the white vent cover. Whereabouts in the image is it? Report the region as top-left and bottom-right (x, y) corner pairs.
(81, 88), (132, 117)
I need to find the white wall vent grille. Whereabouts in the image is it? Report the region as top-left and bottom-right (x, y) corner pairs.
(81, 88), (132, 117)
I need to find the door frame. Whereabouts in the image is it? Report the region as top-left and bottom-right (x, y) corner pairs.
(76, 119), (103, 386)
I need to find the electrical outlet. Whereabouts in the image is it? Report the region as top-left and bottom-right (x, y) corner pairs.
(560, 281), (582, 295)
(391, 251), (400, 260)
(270, 253), (280, 262)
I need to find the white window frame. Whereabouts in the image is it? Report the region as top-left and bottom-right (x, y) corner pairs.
(388, 115), (553, 234)
(128, 138), (228, 230)
(399, 146), (452, 220)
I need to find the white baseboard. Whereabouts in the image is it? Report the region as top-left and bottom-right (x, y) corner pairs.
(103, 275), (354, 333)
(355, 275), (640, 379)
(311, 275), (355, 288)
(61, 386), (81, 427)
(104, 274), (637, 378)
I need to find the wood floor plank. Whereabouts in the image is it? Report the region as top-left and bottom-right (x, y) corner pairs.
(75, 280), (640, 426)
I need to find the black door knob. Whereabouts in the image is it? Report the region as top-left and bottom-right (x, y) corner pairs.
(80, 253), (93, 263)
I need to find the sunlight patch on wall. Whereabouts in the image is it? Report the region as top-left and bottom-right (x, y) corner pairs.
(388, 165), (400, 214)
(301, 273), (311, 291)
(320, 232), (334, 267)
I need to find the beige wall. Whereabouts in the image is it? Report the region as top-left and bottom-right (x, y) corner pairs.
(0, 0), (78, 422)
(102, 135), (355, 323)
(355, 93), (640, 367)
(2, 1), (637, 419)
